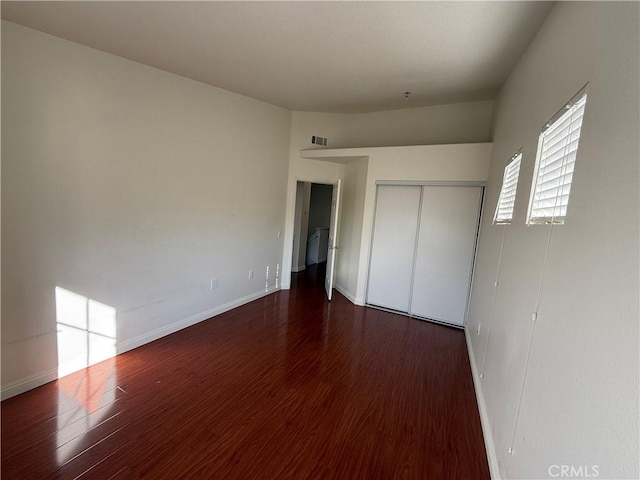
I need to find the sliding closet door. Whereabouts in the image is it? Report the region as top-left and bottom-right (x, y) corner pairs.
(410, 186), (482, 326)
(367, 185), (421, 312)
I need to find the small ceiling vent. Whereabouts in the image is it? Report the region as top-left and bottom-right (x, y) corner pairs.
(311, 135), (328, 146)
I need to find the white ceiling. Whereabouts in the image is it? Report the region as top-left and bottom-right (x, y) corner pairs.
(1, 1), (554, 113)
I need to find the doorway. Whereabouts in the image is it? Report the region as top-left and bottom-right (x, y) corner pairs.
(291, 181), (340, 300)
(291, 182), (333, 277)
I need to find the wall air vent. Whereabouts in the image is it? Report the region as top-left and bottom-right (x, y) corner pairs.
(311, 135), (328, 146)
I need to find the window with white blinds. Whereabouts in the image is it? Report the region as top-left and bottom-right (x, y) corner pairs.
(527, 90), (588, 225)
(493, 152), (522, 225)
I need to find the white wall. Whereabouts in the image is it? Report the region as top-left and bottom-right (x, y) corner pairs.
(335, 157), (368, 301)
(349, 100), (494, 147)
(467, 3), (639, 479)
(290, 100), (493, 151)
(1, 21), (291, 398)
(290, 111), (353, 150)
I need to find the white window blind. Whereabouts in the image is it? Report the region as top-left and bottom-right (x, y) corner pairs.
(493, 152), (522, 225)
(527, 90), (587, 225)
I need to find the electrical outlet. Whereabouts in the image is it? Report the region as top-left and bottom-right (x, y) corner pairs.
(210, 278), (218, 290)
(248, 269), (254, 280)
(277, 230), (281, 238)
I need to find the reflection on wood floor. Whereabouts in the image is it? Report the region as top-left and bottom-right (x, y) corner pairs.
(2, 264), (489, 479)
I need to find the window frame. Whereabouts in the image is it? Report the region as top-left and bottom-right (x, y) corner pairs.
(493, 150), (522, 225)
(526, 86), (588, 226)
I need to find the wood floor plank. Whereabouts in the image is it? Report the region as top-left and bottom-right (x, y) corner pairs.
(2, 265), (489, 479)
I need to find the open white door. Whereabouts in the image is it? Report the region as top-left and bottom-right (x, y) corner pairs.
(325, 179), (342, 300)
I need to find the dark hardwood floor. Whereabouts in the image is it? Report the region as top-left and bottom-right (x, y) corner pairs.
(2, 264), (489, 479)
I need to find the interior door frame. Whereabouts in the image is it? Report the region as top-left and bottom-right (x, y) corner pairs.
(284, 175), (343, 290)
(365, 180), (486, 328)
(325, 179), (342, 300)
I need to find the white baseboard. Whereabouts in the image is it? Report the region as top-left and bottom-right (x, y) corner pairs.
(334, 283), (355, 303)
(1, 368), (59, 401)
(335, 283), (365, 306)
(465, 327), (501, 480)
(116, 286), (280, 355)
(1, 287), (280, 401)
(291, 265), (306, 273)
